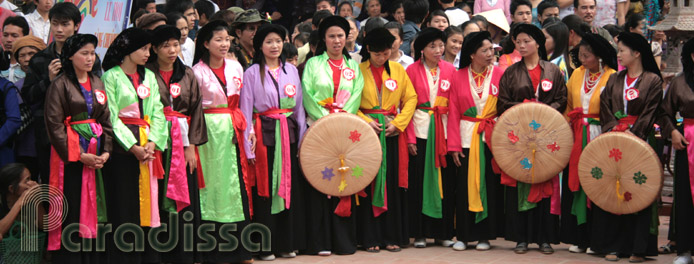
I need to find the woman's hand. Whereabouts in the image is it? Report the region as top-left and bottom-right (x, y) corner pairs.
(408, 143), (417, 156)
(450, 151), (466, 167)
(144, 142), (157, 162)
(184, 146), (197, 174)
(129, 145), (149, 162)
(249, 133), (257, 153)
(369, 121), (383, 133)
(79, 153), (100, 168)
(671, 130), (689, 150)
(385, 123), (398, 136)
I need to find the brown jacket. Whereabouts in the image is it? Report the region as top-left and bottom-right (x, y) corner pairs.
(497, 60), (568, 115)
(44, 73), (113, 162)
(146, 62), (208, 146)
(600, 70), (663, 140)
(658, 74), (693, 140)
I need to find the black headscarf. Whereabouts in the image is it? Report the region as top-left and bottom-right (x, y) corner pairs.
(149, 25), (186, 85)
(360, 27), (395, 75)
(579, 33), (618, 71)
(193, 20), (230, 66)
(315, 16), (351, 59)
(61, 34), (98, 86)
(102, 27), (152, 71)
(252, 23), (288, 83)
(512, 23), (547, 61)
(413, 27), (445, 62)
(681, 38), (694, 89)
(459, 31), (492, 69)
(618, 32), (661, 79)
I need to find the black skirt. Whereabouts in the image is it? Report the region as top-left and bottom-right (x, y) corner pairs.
(51, 161), (104, 264)
(302, 187), (357, 255)
(560, 168), (591, 248)
(590, 204), (658, 256)
(250, 142), (306, 254)
(356, 136), (410, 248)
(407, 138), (454, 240)
(455, 147), (505, 243)
(674, 146), (694, 253)
(504, 182), (560, 244)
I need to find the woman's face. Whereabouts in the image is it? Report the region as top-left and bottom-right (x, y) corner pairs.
(630, 19), (647, 36)
(578, 44), (599, 71)
(462, 5), (472, 17)
(347, 20), (358, 44)
(339, 4), (353, 18)
(262, 32), (283, 62)
(367, 0), (381, 18)
(428, 15), (449, 31)
(155, 38), (181, 66)
(543, 29), (554, 55)
(445, 33), (463, 58)
(127, 43), (151, 66)
(617, 41), (639, 68)
(462, 23), (481, 37)
(388, 28), (402, 55)
(471, 39), (495, 67)
(476, 21), (488, 31)
(204, 29), (231, 60)
(71, 43), (96, 73)
(515, 33), (539, 58)
(176, 18), (189, 44)
(368, 46), (391, 68)
(11, 169), (36, 198)
(393, 7), (405, 24)
(422, 39), (444, 63)
(17, 47), (39, 72)
(325, 26), (346, 57)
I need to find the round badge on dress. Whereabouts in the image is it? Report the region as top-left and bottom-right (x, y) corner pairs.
(625, 88), (640, 101)
(137, 84), (150, 99)
(170, 83), (182, 98)
(541, 79), (553, 92)
(233, 76), (243, 90)
(440, 80), (450, 91)
(285, 84), (297, 98)
(491, 84), (499, 96)
(95, 90), (107, 104)
(384, 79), (398, 91)
(342, 68), (355, 81)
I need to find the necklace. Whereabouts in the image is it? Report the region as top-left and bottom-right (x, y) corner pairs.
(429, 67), (438, 82)
(584, 70), (602, 93)
(471, 66), (488, 94)
(328, 58), (344, 70)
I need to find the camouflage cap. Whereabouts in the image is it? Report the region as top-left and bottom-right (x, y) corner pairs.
(227, 6), (245, 15)
(230, 9), (269, 33)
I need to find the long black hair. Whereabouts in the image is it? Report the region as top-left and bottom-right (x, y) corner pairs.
(61, 34), (99, 87)
(682, 38), (694, 89)
(193, 20), (230, 66)
(543, 21), (569, 61)
(360, 27), (395, 75)
(0, 163), (27, 211)
(252, 23), (288, 85)
(618, 32), (662, 79)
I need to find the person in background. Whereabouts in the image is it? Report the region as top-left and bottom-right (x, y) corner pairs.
(439, 0), (469, 27)
(165, 0), (197, 40)
(0, 73), (20, 166)
(460, 20), (482, 37)
(542, 21), (570, 80)
(603, 24), (623, 45)
(385, 21), (413, 69)
(209, 8), (237, 26)
(399, 0), (427, 57)
(594, 0), (627, 27)
(474, 0), (512, 24)
(345, 16), (360, 54)
(573, 0), (615, 48)
(138, 0), (157, 13)
(283, 42), (298, 66)
(317, 0), (336, 14)
(22, 0), (50, 43)
(44, 33), (112, 263)
(1, 16), (29, 83)
(11, 35), (44, 180)
(135, 12), (167, 30)
(536, 0), (560, 27)
(469, 15), (489, 32)
(625, 13), (662, 69)
(459, 2), (472, 17)
(23, 2), (101, 185)
(294, 32), (309, 49)
(562, 14), (589, 72)
(0, 163), (39, 236)
(194, 0), (214, 28)
(498, 24), (523, 71)
(389, 0), (405, 24)
(562, 33), (617, 255)
(425, 10), (449, 32)
(339, 1), (355, 18)
(442, 26), (463, 69)
(230, 9), (269, 70)
(359, 0), (387, 26)
(297, 10), (331, 65)
(167, 12), (194, 67)
(0, 6), (16, 44)
(497, 23), (566, 255)
(511, 0), (533, 25)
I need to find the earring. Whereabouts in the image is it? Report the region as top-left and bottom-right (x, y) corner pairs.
(599, 58), (603, 71)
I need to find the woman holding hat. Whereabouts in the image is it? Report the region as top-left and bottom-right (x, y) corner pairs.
(355, 27), (417, 253)
(145, 24), (207, 264)
(497, 23), (566, 254)
(44, 33), (112, 264)
(561, 33), (617, 253)
(594, 32), (663, 263)
(659, 38), (694, 264)
(447, 31), (505, 251)
(301, 15), (364, 256)
(101, 27), (168, 262)
(405, 27), (457, 249)
(239, 23), (307, 260)
(191, 20), (252, 263)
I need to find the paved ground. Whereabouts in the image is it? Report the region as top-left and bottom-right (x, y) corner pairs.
(264, 216), (676, 264)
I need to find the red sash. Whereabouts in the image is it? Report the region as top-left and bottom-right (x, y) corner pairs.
(567, 108), (600, 192)
(361, 107), (410, 189)
(252, 108), (293, 197)
(416, 105), (449, 168)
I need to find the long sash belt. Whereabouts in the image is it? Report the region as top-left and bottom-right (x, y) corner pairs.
(163, 107), (191, 212)
(253, 108), (293, 214)
(416, 104), (448, 219)
(567, 108), (600, 192)
(683, 118), (694, 206)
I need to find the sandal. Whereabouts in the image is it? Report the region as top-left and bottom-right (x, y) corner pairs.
(605, 253), (620, 262)
(366, 246), (380, 253)
(513, 242), (528, 254)
(660, 242), (675, 254)
(385, 245), (401, 252)
(629, 255), (645, 263)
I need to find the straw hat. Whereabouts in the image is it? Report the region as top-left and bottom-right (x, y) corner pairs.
(578, 132), (662, 215)
(299, 113), (382, 197)
(475, 9), (510, 33)
(491, 102), (573, 183)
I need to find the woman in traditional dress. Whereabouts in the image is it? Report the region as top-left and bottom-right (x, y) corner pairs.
(542, 21), (570, 81)
(145, 25), (207, 264)
(497, 23), (566, 254)
(355, 27), (417, 253)
(190, 20), (252, 263)
(301, 15), (364, 256)
(101, 28), (168, 263)
(595, 32), (663, 263)
(561, 33), (617, 254)
(447, 31), (505, 252)
(239, 23), (307, 260)
(44, 34), (112, 264)
(659, 38), (694, 264)
(405, 27), (457, 249)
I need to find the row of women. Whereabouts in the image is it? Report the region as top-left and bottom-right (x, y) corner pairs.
(42, 12), (694, 263)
